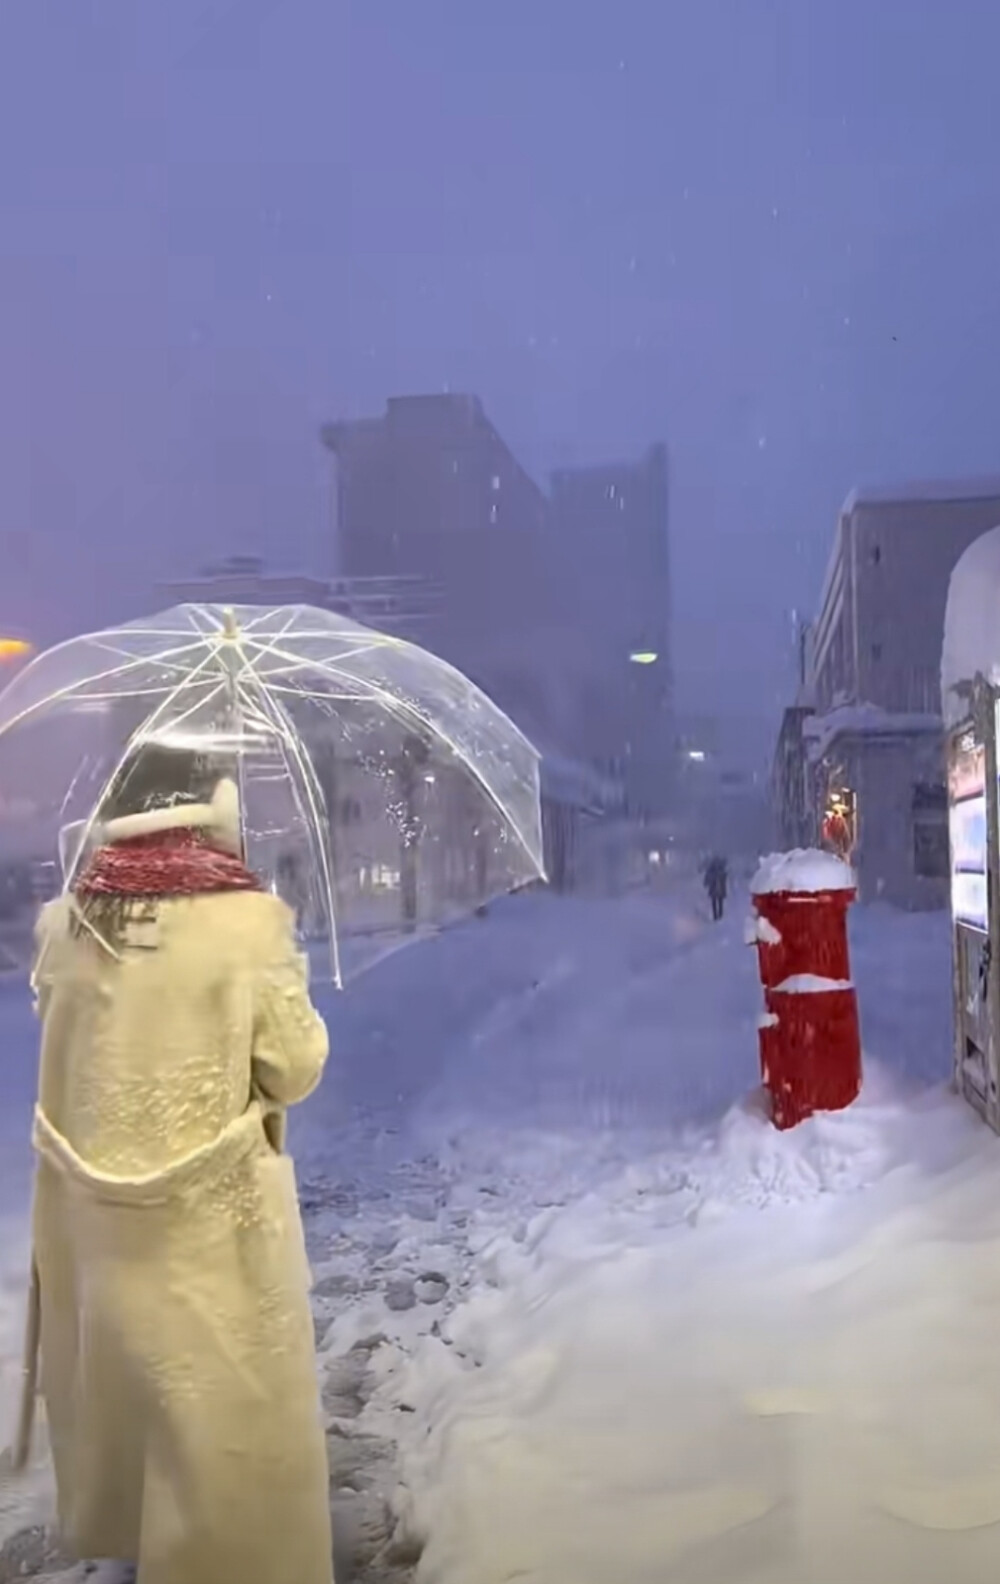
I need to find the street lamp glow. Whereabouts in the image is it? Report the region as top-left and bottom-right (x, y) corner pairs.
(629, 650), (658, 665)
(687, 749), (706, 762)
(0, 638), (32, 661)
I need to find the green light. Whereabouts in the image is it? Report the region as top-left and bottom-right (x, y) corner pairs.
(629, 651), (658, 665)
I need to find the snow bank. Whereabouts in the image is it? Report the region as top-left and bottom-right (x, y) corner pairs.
(366, 895), (959, 1584)
(752, 848), (854, 896)
(942, 523), (1000, 724)
(384, 1078), (997, 1584)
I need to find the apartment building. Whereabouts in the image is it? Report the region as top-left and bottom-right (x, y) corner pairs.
(777, 478), (1000, 907)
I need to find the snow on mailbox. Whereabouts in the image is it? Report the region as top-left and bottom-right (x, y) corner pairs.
(941, 523), (1000, 1130)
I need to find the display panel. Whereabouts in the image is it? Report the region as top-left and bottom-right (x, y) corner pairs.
(950, 727), (987, 932)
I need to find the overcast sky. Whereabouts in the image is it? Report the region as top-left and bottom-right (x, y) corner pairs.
(2, 0), (999, 735)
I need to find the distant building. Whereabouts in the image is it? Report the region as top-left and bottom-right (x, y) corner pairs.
(548, 446), (672, 816)
(320, 394), (559, 731)
(320, 396), (674, 818)
(772, 701), (816, 851)
(161, 554), (441, 640)
(774, 477), (1000, 908)
(321, 394), (548, 583)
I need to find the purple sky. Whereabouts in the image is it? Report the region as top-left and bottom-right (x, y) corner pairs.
(2, 0), (999, 735)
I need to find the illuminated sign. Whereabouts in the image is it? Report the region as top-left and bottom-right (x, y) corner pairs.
(0, 638), (32, 661)
(950, 728), (988, 932)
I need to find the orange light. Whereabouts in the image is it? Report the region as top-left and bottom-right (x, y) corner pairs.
(0, 638), (32, 661)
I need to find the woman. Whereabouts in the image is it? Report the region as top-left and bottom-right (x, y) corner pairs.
(23, 743), (334, 1584)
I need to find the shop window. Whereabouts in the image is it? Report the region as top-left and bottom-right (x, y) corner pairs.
(912, 782), (949, 879)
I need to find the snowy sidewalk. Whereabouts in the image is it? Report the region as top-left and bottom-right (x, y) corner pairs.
(334, 898), (993, 1584)
(376, 1078), (1000, 1584)
(0, 886), (711, 1580)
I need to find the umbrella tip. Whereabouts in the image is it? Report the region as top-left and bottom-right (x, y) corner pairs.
(221, 608), (240, 641)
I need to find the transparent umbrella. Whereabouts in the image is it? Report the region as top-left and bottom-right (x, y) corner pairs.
(0, 604), (545, 982)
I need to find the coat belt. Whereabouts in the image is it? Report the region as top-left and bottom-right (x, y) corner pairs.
(31, 1100), (279, 1207)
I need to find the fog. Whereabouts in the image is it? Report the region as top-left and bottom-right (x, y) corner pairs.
(4, 1), (1000, 737)
(2, 8), (1000, 1581)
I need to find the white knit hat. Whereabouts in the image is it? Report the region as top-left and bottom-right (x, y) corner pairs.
(96, 776), (242, 855)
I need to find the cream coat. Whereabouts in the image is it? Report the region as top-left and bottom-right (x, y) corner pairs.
(28, 888), (334, 1584)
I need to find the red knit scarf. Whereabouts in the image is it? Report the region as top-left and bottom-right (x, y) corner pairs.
(76, 828), (261, 899)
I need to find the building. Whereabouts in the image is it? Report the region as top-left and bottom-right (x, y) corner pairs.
(322, 394), (548, 585)
(320, 394), (562, 736)
(772, 701), (817, 851)
(162, 555), (441, 640)
(548, 445), (672, 816)
(320, 396), (673, 817)
(777, 477), (1000, 908)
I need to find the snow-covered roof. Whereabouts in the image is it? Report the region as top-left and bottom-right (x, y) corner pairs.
(803, 703), (941, 761)
(753, 849), (855, 896)
(540, 750), (623, 812)
(942, 524), (1000, 725)
(843, 476), (1000, 512)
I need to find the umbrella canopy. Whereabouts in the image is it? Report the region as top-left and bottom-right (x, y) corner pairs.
(0, 604), (545, 982)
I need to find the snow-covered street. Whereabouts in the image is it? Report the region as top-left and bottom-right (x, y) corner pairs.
(2, 882), (991, 1582)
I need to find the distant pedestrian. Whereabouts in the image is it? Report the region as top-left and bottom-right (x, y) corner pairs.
(704, 854), (728, 921)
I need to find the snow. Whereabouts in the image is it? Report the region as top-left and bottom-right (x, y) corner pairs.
(538, 749), (623, 812)
(803, 702), (941, 761)
(354, 906), (993, 1584)
(942, 523), (1000, 723)
(773, 973), (853, 994)
(844, 475), (1000, 509)
(383, 1081), (1000, 1584)
(0, 878), (985, 1583)
(745, 913), (782, 946)
(752, 848), (854, 896)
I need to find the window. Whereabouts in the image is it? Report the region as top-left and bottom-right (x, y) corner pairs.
(912, 782), (947, 814)
(912, 782), (949, 879)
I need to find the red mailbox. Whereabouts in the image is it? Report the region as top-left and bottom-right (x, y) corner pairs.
(748, 850), (862, 1130)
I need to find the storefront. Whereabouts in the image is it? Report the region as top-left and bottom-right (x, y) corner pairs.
(941, 524), (1000, 1131)
(805, 706), (946, 910)
(820, 779), (856, 860)
(944, 709), (997, 1122)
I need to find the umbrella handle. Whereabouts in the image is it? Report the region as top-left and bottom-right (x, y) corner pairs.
(11, 1257), (40, 1473)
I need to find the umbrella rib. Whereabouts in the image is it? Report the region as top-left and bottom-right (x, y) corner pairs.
(245, 636), (543, 876)
(60, 642), (230, 890)
(135, 678), (231, 746)
(240, 633), (391, 676)
(234, 673), (343, 986)
(0, 637), (215, 740)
